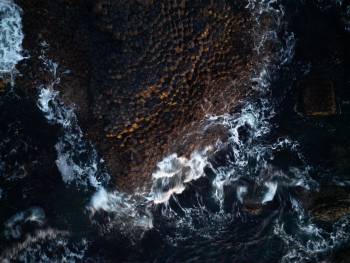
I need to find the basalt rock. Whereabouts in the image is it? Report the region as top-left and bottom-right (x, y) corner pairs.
(17, 0), (259, 192)
(299, 77), (337, 117)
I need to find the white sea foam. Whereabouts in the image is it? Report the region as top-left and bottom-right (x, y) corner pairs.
(38, 85), (106, 188)
(88, 187), (153, 239)
(0, 0), (24, 77)
(235, 179), (278, 207)
(0, 228), (88, 263)
(36, 44), (153, 241)
(236, 186), (248, 203)
(205, 0), (305, 209)
(149, 0), (301, 210)
(4, 207), (46, 239)
(261, 181), (278, 203)
(37, 51), (108, 189)
(275, 197), (350, 263)
(150, 147), (211, 204)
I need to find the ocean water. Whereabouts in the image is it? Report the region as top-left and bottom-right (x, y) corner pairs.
(0, 0), (350, 262)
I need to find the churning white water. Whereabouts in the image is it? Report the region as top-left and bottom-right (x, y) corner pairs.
(0, 228), (87, 263)
(38, 86), (107, 188)
(36, 45), (153, 235)
(0, 0), (24, 76)
(36, 49), (108, 189)
(88, 188), (153, 235)
(149, 0), (300, 207)
(275, 197), (350, 263)
(144, 1), (350, 262)
(4, 207), (45, 240)
(5, 0), (346, 262)
(150, 147), (211, 204)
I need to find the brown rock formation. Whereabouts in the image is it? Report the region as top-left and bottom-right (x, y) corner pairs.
(88, 0), (255, 191)
(16, 0), (258, 192)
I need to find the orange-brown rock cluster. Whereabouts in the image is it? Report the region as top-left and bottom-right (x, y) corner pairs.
(88, 0), (255, 191)
(17, 0), (257, 192)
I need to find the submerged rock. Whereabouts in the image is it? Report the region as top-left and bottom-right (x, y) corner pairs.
(0, 80), (5, 93)
(309, 187), (350, 222)
(332, 247), (350, 263)
(299, 77), (337, 117)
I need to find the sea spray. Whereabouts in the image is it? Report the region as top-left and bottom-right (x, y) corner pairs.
(0, 0), (24, 80)
(88, 188), (153, 237)
(150, 147), (212, 204)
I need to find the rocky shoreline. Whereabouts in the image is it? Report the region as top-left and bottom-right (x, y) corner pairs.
(15, 0), (261, 192)
(1, 0), (350, 261)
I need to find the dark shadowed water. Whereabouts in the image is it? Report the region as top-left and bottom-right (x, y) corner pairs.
(0, 0), (350, 262)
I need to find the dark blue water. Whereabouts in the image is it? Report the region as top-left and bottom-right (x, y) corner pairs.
(1, 0), (350, 262)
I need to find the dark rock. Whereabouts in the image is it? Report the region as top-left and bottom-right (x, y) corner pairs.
(87, 0), (257, 191)
(309, 187), (350, 222)
(299, 77), (337, 117)
(330, 144), (350, 176)
(16, 0), (273, 192)
(0, 80), (5, 93)
(332, 247), (350, 263)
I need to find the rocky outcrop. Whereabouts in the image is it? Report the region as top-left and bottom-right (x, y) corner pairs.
(87, 0), (256, 191)
(16, 0), (260, 192)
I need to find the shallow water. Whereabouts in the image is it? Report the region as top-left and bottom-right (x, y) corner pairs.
(1, 0), (350, 262)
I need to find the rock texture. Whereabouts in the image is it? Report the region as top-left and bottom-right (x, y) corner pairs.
(0, 80), (5, 93)
(16, 0), (258, 191)
(309, 187), (350, 222)
(299, 78), (337, 116)
(88, 0), (255, 191)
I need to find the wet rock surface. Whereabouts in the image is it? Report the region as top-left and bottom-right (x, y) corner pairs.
(16, 0), (257, 191)
(88, 0), (257, 191)
(299, 78), (337, 116)
(309, 187), (350, 222)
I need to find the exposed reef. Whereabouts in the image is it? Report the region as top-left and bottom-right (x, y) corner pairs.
(16, 0), (259, 192)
